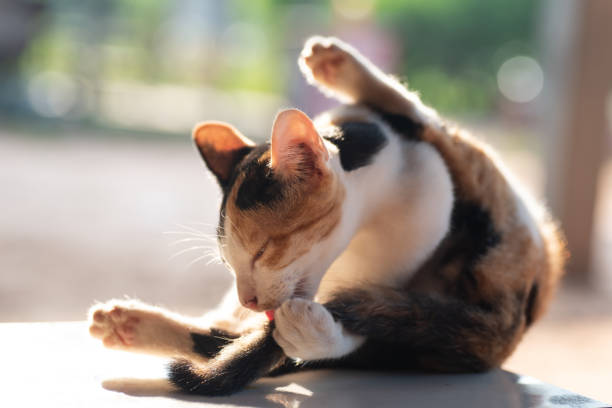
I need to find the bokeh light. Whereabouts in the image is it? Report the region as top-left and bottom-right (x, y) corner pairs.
(496, 56), (544, 103)
(27, 71), (78, 117)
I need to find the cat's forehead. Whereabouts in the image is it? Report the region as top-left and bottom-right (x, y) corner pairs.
(218, 143), (290, 240)
(231, 145), (285, 211)
(219, 144), (344, 247)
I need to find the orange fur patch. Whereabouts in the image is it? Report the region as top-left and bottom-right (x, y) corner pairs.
(224, 148), (345, 272)
(413, 124), (567, 365)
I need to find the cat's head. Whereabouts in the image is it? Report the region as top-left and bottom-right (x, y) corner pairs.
(193, 109), (344, 311)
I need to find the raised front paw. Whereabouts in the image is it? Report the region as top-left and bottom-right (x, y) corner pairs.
(88, 300), (144, 349)
(272, 298), (362, 361)
(298, 36), (366, 98)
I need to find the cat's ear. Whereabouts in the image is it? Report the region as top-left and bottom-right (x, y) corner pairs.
(270, 109), (329, 180)
(193, 122), (255, 186)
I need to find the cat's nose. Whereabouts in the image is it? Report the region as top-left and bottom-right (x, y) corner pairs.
(243, 296), (258, 310)
(237, 281), (259, 309)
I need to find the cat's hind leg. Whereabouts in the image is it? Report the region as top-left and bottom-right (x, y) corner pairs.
(88, 299), (238, 363)
(324, 287), (525, 372)
(299, 36), (437, 124)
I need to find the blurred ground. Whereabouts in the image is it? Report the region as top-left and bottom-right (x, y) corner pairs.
(0, 130), (231, 321)
(1, 130), (611, 402)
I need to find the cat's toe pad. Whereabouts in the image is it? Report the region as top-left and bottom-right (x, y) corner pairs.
(88, 302), (141, 348)
(299, 36), (361, 93)
(272, 298), (343, 361)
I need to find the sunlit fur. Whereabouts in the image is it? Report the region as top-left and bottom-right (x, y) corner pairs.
(88, 36), (566, 395)
(218, 106), (455, 312)
(221, 146), (345, 311)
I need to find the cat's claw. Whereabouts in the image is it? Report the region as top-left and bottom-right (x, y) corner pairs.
(88, 301), (142, 349)
(272, 298), (361, 361)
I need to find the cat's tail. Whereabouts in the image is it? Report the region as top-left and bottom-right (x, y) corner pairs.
(168, 322), (286, 396)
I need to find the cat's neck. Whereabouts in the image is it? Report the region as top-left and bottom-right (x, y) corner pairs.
(342, 139), (406, 223)
(313, 133), (454, 299)
(304, 136), (407, 282)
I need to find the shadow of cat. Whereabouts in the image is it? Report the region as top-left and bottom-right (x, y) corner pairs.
(102, 376), (311, 407)
(100, 369), (591, 408)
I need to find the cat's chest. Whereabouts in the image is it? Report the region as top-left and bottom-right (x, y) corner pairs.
(317, 208), (418, 300)
(316, 198), (452, 302)
(315, 142), (454, 302)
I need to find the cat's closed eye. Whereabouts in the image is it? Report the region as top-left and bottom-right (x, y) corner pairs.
(253, 241), (269, 264)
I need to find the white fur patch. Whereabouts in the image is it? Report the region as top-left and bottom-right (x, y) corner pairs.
(315, 113), (454, 302)
(272, 298), (365, 360)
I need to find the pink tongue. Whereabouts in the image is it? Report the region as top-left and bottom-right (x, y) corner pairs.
(265, 310), (275, 321)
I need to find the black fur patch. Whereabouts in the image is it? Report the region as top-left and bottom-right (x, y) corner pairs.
(324, 122), (388, 171)
(449, 200), (501, 283)
(234, 144), (284, 211)
(525, 283), (539, 327)
(191, 328), (238, 359)
(372, 108), (423, 141)
(169, 324), (285, 396)
(216, 144), (281, 239)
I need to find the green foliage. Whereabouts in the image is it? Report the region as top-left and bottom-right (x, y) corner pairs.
(376, 0), (538, 114)
(405, 68), (494, 115)
(8, 0), (540, 119)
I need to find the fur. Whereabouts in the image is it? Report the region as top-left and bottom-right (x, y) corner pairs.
(88, 36), (566, 396)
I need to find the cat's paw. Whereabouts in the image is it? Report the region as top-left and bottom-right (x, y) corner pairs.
(298, 36), (366, 99)
(88, 301), (144, 348)
(272, 298), (362, 361)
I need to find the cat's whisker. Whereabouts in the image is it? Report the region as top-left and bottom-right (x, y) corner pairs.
(163, 230), (220, 243)
(163, 230), (209, 238)
(173, 223), (209, 236)
(185, 253), (212, 269)
(205, 256), (223, 266)
(168, 237), (213, 246)
(202, 248), (219, 257)
(169, 245), (209, 260)
(185, 220), (217, 228)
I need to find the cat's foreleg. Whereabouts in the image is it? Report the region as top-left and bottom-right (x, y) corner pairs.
(169, 323), (287, 396)
(168, 298), (367, 395)
(299, 36), (437, 124)
(169, 298), (365, 395)
(272, 298), (365, 361)
(88, 299), (239, 363)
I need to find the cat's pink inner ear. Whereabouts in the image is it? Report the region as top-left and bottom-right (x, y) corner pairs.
(270, 109), (329, 177)
(192, 122), (255, 183)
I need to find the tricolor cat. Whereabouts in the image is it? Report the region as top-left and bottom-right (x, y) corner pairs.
(89, 36), (566, 395)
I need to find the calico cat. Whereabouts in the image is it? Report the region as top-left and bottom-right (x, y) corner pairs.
(88, 36), (566, 395)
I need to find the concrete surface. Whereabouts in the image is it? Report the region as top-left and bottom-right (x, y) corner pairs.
(1, 322), (608, 408)
(1, 132), (612, 402)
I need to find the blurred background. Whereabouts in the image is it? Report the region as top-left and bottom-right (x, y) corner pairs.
(1, 0), (611, 402)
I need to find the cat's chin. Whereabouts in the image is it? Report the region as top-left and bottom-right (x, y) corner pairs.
(255, 277), (318, 311)
(258, 289), (316, 312)
(291, 275), (319, 301)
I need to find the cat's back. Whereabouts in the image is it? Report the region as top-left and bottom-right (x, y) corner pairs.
(413, 121), (565, 329)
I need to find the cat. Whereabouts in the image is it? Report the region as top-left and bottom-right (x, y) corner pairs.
(88, 36), (566, 396)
